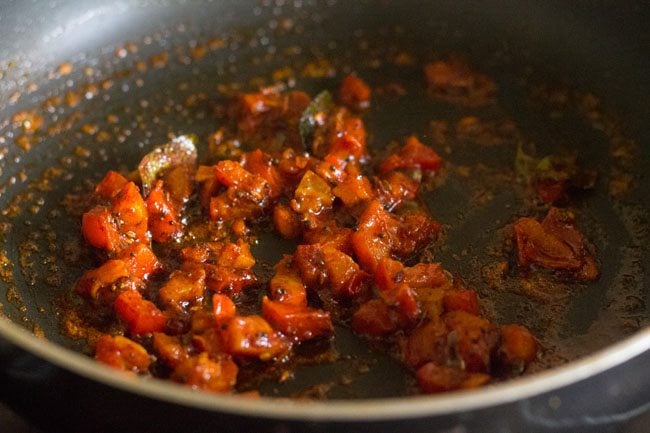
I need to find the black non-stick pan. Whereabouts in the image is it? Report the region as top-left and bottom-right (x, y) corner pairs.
(0, 1), (649, 432)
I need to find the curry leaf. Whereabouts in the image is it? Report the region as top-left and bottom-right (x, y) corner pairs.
(138, 134), (198, 196)
(299, 90), (333, 149)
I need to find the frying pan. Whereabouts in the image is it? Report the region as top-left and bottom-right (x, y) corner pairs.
(0, 0), (649, 432)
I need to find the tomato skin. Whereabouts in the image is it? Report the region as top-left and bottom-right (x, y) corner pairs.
(115, 290), (167, 335)
(220, 315), (291, 360)
(379, 136), (442, 175)
(171, 352), (238, 393)
(213, 294), (237, 325)
(95, 171), (128, 200)
(498, 324), (538, 367)
(82, 206), (121, 252)
(339, 74), (371, 110)
(95, 335), (152, 373)
(443, 289), (480, 315)
(262, 297), (333, 342)
(146, 180), (182, 243)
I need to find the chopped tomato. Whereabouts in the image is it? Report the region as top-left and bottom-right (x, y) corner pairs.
(379, 136), (442, 175)
(220, 315), (291, 360)
(416, 363), (490, 394)
(374, 171), (419, 211)
(514, 207), (598, 280)
(118, 243), (160, 280)
(351, 200), (398, 272)
(339, 74), (371, 110)
(95, 171), (128, 200)
(269, 256), (308, 306)
(444, 311), (498, 373)
(95, 335), (152, 373)
(76, 259), (130, 300)
(159, 267), (206, 311)
(162, 164), (194, 205)
(213, 294), (237, 325)
(152, 332), (189, 368)
(291, 170), (334, 216)
(293, 244), (327, 288)
(172, 353), (238, 393)
(111, 182), (149, 244)
(202, 265), (257, 295)
(146, 180), (182, 243)
(82, 205), (122, 252)
(498, 324), (538, 368)
(401, 319), (448, 368)
(262, 297), (333, 342)
(115, 290), (167, 335)
(241, 149), (282, 199)
(273, 203), (302, 239)
(352, 299), (398, 336)
(332, 174), (374, 207)
(443, 289), (480, 315)
(322, 246), (366, 298)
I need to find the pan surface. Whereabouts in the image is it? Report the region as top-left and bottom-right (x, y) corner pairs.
(0, 0), (649, 432)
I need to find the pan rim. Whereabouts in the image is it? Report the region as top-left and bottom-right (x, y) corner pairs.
(1, 316), (649, 421)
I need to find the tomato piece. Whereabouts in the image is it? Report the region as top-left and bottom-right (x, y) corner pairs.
(217, 240), (256, 269)
(379, 282), (421, 324)
(327, 113), (367, 162)
(293, 244), (327, 288)
(262, 297), (333, 342)
(146, 180), (182, 243)
(119, 243), (160, 280)
(322, 246), (366, 298)
(152, 332), (189, 368)
(375, 171), (419, 211)
(269, 256), (308, 306)
(213, 294), (237, 325)
(94, 335), (152, 373)
(402, 262), (448, 289)
(82, 206), (122, 252)
(304, 226), (352, 254)
(159, 266), (206, 311)
(95, 171), (128, 200)
(273, 203), (302, 239)
(352, 299), (397, 336)
(443, 289), (480, 315)
(423, 59), (496, 106)
(379, 136), (442, 175)
(115, 290), (167, 335)
(514, 217), (579, 270)
(76, 259), (130, 300)
(171, 353), (238, 393)
(374, 258), (405, 292)
(241, 149), (282, 199)
(332, 174), (374, 207)
(339, 74), (371, 110)
(221, 316), (291, 360)
(162, 164), (194, 205)
(415, 363), (466, 394)
(400, 319), (448, 368)
(111, 182), (149, 243)
(291, 170), (334, 215)
(394, 212), (441, 258)
(183, 241), (255, 269)
(444, 311), (498, 373)
(351, 200), (398, 272)
(202, 265), (257, 295)
(498, 324), (538, 368)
